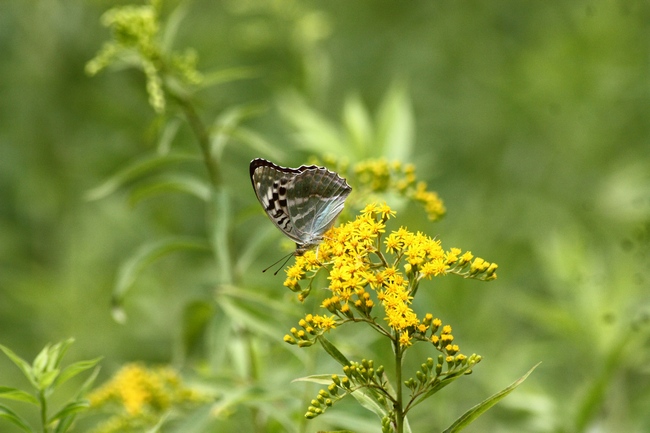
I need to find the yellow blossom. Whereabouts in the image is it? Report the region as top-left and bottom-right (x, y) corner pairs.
(399, 332), (413, 347)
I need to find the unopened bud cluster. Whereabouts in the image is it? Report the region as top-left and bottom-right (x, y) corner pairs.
(403, 353), (482, 397)
(305, 359), (387, 419)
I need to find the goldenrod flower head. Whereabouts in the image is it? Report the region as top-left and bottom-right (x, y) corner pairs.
(309, 157), (446, 221)
(399, 332), (413, 347)
(88, 363), (205, 433)
(284, 203), (497, 349)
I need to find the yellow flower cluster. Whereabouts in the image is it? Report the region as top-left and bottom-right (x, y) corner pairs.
(283, 204), (497, 347)
(88, 363), (205, 433)
(311, 157), (446, 221)
(285, 313), (339, 347)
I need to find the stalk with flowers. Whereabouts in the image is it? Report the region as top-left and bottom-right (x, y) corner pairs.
(283, 203), (534, 433)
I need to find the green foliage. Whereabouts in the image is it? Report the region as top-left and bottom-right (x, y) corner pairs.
(0, 340), (101, 433)
(2, 0), (650, 432)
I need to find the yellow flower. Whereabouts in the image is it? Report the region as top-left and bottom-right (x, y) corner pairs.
(399, 332), (413, 347)
(378, 203), (396, 220)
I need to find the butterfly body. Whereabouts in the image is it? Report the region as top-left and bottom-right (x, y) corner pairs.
(250, 158), (352, 255)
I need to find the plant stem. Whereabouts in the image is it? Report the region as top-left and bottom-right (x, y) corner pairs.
(393, 335), (404, 433)
(39, 390), (48, 433)
(167, 90), (221, 187)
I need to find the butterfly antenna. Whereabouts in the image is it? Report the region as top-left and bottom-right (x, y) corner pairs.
(262, 251), (295, 275)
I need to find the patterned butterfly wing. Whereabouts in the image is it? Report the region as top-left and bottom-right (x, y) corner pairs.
(250, 158), (352, 253)
(286, 165), (351, 249)
(250, 159), (305, 245)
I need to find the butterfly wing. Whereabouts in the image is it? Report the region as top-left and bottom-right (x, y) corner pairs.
(250, 159), (306, 244)
(286, 165), (352, 246)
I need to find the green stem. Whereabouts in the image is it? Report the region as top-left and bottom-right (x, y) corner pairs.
(39, 390), (48, 433)
(167, 90), (221, 187)
(393, 335), (404, 433)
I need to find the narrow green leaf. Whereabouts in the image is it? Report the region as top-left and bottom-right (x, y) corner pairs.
(409, 369), (468, 410)
(53, 415), (75, 433)
(53, 357), (103, 389)
(84, 153), (200, 201)
(278, 92), (347, 156)
(160, 2), (188, 52)
(233, 223), (280, 276)
(38, 369), (60, 391)
(144, 412), (169, 433)
(0, 345), (36, 388)
(32, 344), (50, 375)
(48, 339), (75, 371)
(217, 294), (285, 341)
(156, 116), (182, 154)
(112, 236), (211, 309)
(128, 173), (211, 205)
(0, 387), (38, 405)
(0, 404), (33, 432)
(292, 374), (335, 386)
(375, 82), (414, 161)
(78, 365), (101, 397)
(230, 128), (287, 162)
(209, 188), (233, 283)
(349, 387), (388, 419)
(48, 400), (89, 425)
(342, 93), (373, 158)
(206, 305), (234, 372)
(317, 336), (350, 367)
(210, 103), (267, 160)
(442, 363), (540, 433)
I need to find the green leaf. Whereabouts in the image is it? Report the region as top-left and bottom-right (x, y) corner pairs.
(0, 387), (38, 405)
(0, 345), (36, 388)
(48, 400), (89, 425)
(112, 236), (211, 318)
(128, 173), (211, 205)
(375, 82), (414, 161)
(32, 343), (50, 375)
(53, 357), (103, 389)
(160, 2), (188, 52)
(217, 292), (287, 341)
(84, 153), (200, 201)
(278, 92), (347, 157)
(409, 369), (468, 410)
(342, 93), (373, 158)
(210, 103), (268, 160)
(47, 338), (75, 371)
(78, 365), (102, 397)
(317, 336), (351, 367)
(156, 116), (182, 154)
(209, 188), (232, 283)
(0, 404), (33, 432)
(233, 223), (281, 276)
(206, 305), (234, 372)
(349, 387), (388, 420)
(442, 363), (540, 433)
(292, 374), (336, 386)
(53, 415), (75, 433)
(230, 128), (288, 162)
(144, 413), (169, 433)
(38, 369), (60, 391)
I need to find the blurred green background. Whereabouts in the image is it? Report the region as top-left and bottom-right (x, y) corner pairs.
(1, 0), (649, 432)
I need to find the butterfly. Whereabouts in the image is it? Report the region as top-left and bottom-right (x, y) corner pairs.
(250, 158), (352, 256)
